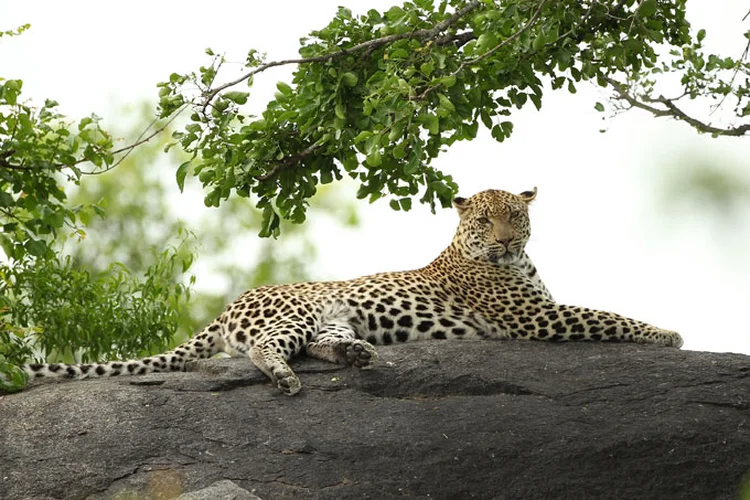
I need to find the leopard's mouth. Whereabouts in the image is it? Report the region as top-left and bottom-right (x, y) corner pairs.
(488, 248), (511, 264)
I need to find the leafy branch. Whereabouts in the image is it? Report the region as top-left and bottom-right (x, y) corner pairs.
(199, 0), (483, 111)
(603, 75), (750, 136)
(596, 17), (750, 138)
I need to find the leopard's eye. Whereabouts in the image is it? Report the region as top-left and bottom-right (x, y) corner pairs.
(477, 216), (491, 225)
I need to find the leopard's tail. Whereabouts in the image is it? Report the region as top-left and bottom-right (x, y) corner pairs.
(22, 323), (225, 382)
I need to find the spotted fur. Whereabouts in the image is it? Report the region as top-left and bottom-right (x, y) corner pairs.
(22, 188), (682, 395)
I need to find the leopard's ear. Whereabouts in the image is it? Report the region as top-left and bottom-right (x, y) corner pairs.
(452, 196), (471, 218)
(518, 187), (537, 204)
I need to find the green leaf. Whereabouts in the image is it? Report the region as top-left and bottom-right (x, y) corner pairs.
(25, 239), (47, 257)
(419, 114), (440, 135)
(223, 91), (249, 104)
(500, 121), (513, 136)
(78, 117), (94, 131)
(176, 161), (191, 192)
(341, 72), (358, 87)
(366, 150), (382, 167)
(393, 142), (407, 159)
(343, 153), (359, 171)
(476, 33), (498, 53)
(529, 93), (542, 110)
(594, 102), (605, 112)
(533, 34), (546, 51)
(335, 101), (346, 119)
(420, 61), (435, 77)
(388, 121), (406, 141)
(320, 167), (333, 184)
(0, 191), (13, 207)
(438, 94), (455, 113)
(389, 48), (409, 59)
(440, 75), (457, 88)
(404, 153), (420, 175)
(491, 125), (506, 142)
(276, 81), (293, 96)
(259, 204), (281, 238)
(639, 0), (658, 18)
(204, 188), (221, 207)
(480, 110), (493, 129)
(389, 199), (400, 211)
(354, 131), (373, 143)
(385, 5), (405, 21)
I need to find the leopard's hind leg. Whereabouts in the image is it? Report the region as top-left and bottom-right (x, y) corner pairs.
(305, 323), (378, 369)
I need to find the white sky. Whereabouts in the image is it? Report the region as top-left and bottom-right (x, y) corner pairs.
(3, 1), (749, 354)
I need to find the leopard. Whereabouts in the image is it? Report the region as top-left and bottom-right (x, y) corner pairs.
(19, 187), (683, 395)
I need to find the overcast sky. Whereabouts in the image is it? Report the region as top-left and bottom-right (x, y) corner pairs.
(3, 1), (749, 354)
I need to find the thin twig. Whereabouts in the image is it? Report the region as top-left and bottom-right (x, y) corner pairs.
(200, 1), (482, 110)
(709, 36), (750, 116)
(80, 103), (190, 175)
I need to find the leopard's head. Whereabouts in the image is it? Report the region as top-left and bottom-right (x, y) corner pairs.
(451, 188), (537, 265)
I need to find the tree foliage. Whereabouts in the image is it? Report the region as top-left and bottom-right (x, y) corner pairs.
(0, 35), (195, 390)
(157, 0), (750, 236)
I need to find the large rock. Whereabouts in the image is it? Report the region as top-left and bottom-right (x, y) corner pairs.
(1, 341), (749, 500)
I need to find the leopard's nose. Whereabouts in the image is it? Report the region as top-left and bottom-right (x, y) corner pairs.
(496, 237), (513, 247)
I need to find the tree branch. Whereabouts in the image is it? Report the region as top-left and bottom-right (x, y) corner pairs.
(435, 30), (476, 48)
(254, 143), (321, 182)
(0, 149), (23, 171)
(200, 1), (483, 110)
(603, 75), (750, 136)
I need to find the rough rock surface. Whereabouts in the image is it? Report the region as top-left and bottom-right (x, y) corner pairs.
(1, 341), (749, 500)
(177, 479), (261, 500)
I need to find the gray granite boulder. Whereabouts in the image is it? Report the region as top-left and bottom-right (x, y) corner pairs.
(1, 341), (749, 499)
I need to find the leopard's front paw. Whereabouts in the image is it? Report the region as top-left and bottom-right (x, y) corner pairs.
(649, 329), (683, 348)
(345, 340), (378, 369)
(663, 330), (683, 349)
(275, 373), (302, 396)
